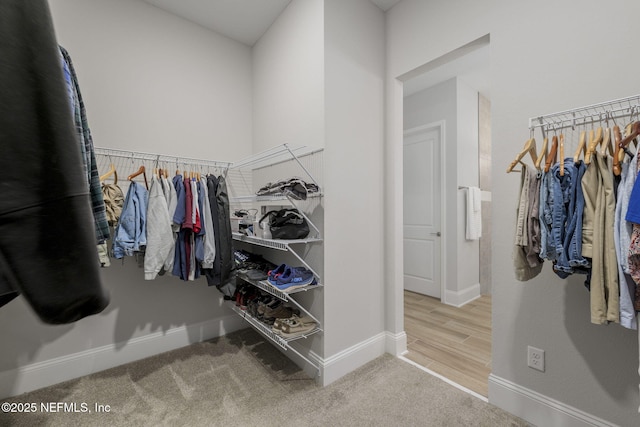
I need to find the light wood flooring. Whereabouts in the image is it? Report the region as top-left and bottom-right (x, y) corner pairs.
(404, 290), (492, 397)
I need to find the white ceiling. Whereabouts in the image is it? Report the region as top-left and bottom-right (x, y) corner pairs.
(143, 0), (292, 46)
(143, 0), (401, 46)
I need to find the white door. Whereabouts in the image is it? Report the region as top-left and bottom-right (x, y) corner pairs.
(403, 125), (442, 298)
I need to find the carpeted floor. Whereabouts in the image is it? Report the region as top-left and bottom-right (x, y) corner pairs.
(0, 328), (530, 427)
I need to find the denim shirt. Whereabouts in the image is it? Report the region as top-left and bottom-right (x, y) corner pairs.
(112, 182), (148, 259)
(566, 160), (589, 269)
(550, 159), (589, 278)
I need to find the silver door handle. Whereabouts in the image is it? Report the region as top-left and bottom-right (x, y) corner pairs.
(430, 232), (441, 236)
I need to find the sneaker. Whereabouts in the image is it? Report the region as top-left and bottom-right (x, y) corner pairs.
(280, 318), (317, 338)
(267, 264), (288, 282)
(271, 267), (315, 290)
(263, 305), (300, 325)
(272, 315), (313, 334)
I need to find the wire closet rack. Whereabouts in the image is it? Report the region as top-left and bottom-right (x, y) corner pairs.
(529, 94), (640, 137)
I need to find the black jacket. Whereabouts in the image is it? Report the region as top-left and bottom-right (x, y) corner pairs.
(0, 0), (109, 323)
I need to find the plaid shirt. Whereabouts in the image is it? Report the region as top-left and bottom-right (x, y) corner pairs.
(60, 46), (110, 243)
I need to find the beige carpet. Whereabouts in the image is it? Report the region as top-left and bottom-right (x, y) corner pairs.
(1, 328), (529, 427)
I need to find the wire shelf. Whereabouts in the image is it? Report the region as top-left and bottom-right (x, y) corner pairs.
(236, 274), (322, 302)
(95, 147), (232, 170)
(230, 192), (323, 203)
(529, 94), (640, 134)
(230, 144), (323, 171)
(232, 233), (322, 250)
(229, 304), (322, 348)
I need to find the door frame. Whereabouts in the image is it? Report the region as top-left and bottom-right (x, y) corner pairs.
(403, 120), (447, 304)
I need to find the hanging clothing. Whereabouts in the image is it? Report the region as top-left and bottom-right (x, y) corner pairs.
(161, 175), (178, 273)
(194, 179), (206, 269)
(204, 175), (234, 296)
(0, 0), (108, 323)
(538, 170), (554, 261)
(200, 176), (217, 269)
(514, 165), (543, 281)
(144, 176), (174, 280)
(614, 161), (638, 329)
(112, 182), (148, 259)
(59, 46), (110, 244)
(102, 182), (124, 227)
(172, 175), (189, 280)
(549, 159), (589, 278)
(582, 152), (619, 324)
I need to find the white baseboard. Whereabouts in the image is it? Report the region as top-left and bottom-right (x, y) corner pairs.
(313, 332), (387, 386)
(444, 283), (481, 307)
(385, 330), (407, 356)
(489, 374), (618, 427)
(0, 314), (246, 400)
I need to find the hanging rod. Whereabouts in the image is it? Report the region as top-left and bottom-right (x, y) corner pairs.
(529, 94), (640, 134)
(94, 147), (232, 170)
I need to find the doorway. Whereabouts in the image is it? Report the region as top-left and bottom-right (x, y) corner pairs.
(399, 38), (492, 398)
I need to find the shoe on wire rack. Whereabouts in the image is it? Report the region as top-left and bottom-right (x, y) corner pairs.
(280, 317), (317, 338)
(270, 267), (316, 290)
(272, 314), (314, 334)
(267, 264), (288, 282)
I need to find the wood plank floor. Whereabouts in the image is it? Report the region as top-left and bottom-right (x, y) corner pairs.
(404, 290), (492, 397)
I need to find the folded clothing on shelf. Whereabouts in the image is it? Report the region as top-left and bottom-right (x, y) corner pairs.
(256, 178), (319, 201)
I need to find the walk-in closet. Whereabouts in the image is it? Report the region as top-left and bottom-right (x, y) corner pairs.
(2, 0), (640, 426)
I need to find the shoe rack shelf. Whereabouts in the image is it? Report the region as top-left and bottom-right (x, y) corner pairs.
(228, 303), (322, 374)
(237, 275), (322, 325)
(231, 232), (322, 280)
(228, 143), (323, 379)
(228, 304), (322, 349)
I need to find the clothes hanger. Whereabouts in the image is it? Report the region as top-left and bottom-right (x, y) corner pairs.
(544, 135), (559, 173)
(613, 124), (624, 176)
(574, 130), (588, 164)
(600, 126), (614, 156)
(584, 127), (603, 164)
(600, 112), (614, 157)
(128, 165), (148, 190)
(534, 137), (549, 170)
(506, 137), (537, 173)
(99, 163), (118, 184)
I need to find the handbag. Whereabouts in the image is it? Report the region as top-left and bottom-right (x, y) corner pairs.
(259, 208), (310, 239)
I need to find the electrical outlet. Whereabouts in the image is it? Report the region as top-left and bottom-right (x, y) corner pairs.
(527, 346), (545, 372)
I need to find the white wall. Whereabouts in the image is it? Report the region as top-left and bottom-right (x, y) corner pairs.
(251, 0), (386, 384)
(323, 0), (386, 377)
(403, 78), (480, 304)
(387, 0), (639, 425)
(0, 0), (253, 399)
(49, 0), (252, 161)
(252, 0), (325, 153)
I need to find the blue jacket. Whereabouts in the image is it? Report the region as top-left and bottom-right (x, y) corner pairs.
(113, 182), (148, 258)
